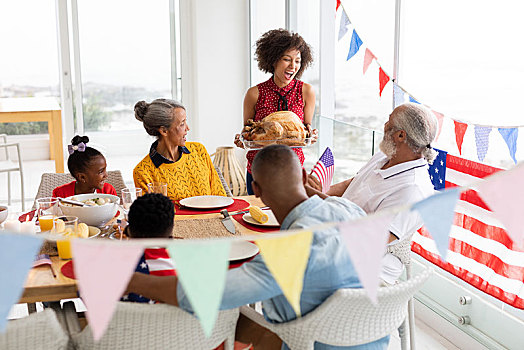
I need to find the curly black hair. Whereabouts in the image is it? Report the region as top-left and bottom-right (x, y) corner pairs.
(255, 29), (313, 79)
(127, 193), (175, 238)
(67, 135), (103, 179)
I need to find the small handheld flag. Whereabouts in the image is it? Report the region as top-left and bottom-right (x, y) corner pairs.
(311, 147), (334, 193)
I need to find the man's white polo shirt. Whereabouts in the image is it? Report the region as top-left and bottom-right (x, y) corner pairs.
(342, 151), (434, 284)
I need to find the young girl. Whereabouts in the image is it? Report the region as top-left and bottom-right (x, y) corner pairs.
(52, 135), (117, 197)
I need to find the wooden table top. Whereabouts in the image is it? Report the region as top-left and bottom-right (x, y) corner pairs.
(20, 195), (266, 304)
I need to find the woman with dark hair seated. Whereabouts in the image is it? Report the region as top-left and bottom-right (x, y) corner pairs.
(133, 99), (226, 201)
(52, 135), (116, 197)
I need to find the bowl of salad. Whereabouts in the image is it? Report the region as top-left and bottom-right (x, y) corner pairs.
(59, 193), (120, 227)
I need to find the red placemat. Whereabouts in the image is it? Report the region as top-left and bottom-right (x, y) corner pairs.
(175, 198), (250, 215)
(19, 210), (36, 222)
(232, 214), (280, 233)
(61, 260), (75, 279)
(60, 254), (255, 281)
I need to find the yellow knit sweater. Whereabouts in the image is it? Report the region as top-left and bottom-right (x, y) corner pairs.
(133, 142), (226, 201)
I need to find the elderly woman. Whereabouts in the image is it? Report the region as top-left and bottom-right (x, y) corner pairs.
(133, 99), (226, 201)
(234, 29), (318, 195)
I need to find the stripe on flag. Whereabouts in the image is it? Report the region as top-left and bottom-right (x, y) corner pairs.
(311, 147), (334, 193)
(413, 148), (524, 309)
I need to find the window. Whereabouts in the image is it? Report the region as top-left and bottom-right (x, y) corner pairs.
(249, 0), (286, 86)
(402, 0), (524, 168)
(0, 0), (60, 135)
(64, 0), (177, 184)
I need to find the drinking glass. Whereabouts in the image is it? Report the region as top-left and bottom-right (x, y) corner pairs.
(122, 187), (143, 211)
(147, 182), (168, 196)
(36, 197), (60, 231)
(54, 216), (78, 260)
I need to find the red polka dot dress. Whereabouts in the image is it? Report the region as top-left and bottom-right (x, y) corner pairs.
(246, 77), (305, 173)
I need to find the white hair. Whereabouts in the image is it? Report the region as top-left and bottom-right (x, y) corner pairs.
(392, 103), (438, 164)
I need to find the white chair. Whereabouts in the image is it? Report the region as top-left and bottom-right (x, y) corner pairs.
(0, 134), (25, 211)
(387, 235), (417, 350)
(0, 308), (69, 350)
(32, 171), (127, 210)
(240, 268), (432, 350)
(65, 301), (239, 350)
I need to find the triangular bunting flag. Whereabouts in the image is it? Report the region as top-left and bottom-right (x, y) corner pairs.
(255, 231), (313, 317)
(432, 110), (445, 142)
(168, 240), (230, 336)
(409, 96), (420, 104)
(338, 213), (393, 303)
(338, 10), (351, 41)
(347, 30), (363, 61)
(453, 121), (468, 155)
(0, 234), (43, 332)
(477, 164), (524, 248)
(393, 83), (405, 107)
(498, 128), (518, 164)
(412, 188), (460, 260)
(474, 126), (492, 162)
(363, 48), (376, 74)
(72, 240), (144, 341)
(379, 68), (390, 97)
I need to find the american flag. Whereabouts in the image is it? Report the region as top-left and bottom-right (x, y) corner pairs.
(122, 248), (175, 304)
(412, 148), (524, 309)
(311, 147), (334, 193)
(33, 254), (52, 268)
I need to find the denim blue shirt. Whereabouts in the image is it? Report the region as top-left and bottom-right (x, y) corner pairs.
(177, 195), (389, 350)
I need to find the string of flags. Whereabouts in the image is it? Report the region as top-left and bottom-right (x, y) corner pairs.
(337, 3), (520, 164)
(1, 158), (524, 339)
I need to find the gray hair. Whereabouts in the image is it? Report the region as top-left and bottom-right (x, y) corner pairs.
(392, 103), (438, 164)
(134, 98), (185, 137)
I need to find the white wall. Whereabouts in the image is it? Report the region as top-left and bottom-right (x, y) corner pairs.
(179, 0), (250, 155)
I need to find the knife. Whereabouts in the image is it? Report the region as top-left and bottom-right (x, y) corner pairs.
(220, 209), (236, 235)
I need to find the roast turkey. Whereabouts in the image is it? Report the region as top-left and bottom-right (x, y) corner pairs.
(241, 111), (307, 146)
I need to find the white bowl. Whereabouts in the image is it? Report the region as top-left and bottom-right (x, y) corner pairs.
(0, 206), (8, 225)
(59, 194), (120, 227)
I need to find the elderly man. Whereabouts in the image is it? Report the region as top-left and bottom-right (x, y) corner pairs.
(307, 103), (437, 285)
(127, 144), (389, 349)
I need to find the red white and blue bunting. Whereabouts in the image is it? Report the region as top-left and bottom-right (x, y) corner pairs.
(337, 3), (520, 164)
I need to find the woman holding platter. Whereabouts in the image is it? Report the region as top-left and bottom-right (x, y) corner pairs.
(234, 29), (318, 194)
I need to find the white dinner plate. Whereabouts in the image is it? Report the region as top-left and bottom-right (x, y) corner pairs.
(242, 209), (280, 227)
(179, 195), (234, 209)
(229, 241), (259, 261)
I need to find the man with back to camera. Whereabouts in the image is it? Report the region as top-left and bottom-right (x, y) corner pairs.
(126, 144), (390, 349)
(307, 103), (437, 285)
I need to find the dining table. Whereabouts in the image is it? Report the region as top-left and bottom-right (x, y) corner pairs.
(19, 195), (269, 310)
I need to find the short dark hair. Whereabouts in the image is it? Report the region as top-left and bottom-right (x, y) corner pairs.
(127, 193), (174, 238)
(252, 144), (298, 176)
(67, 135), (103, 179)
(255, 29), (313, 79)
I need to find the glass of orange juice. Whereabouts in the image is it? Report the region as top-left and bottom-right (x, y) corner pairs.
(37, 197), (60, 231)
(54, 216), (78, 260)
